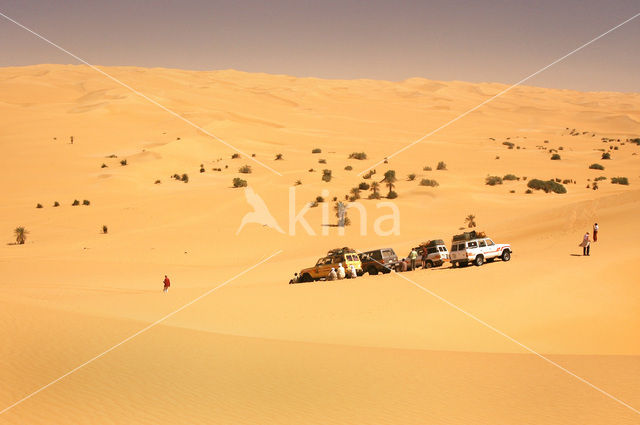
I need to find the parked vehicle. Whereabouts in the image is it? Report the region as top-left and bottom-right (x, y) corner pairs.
(420, 239), (450, 268)
(299, 247), (363, 282)
(359, 248), (399, 275)
(449, 231), (511, 267)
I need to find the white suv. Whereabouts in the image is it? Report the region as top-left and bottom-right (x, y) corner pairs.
(450, 238), (511, 267)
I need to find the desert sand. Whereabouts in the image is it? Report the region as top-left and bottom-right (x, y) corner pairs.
(1, 64), (639, 424)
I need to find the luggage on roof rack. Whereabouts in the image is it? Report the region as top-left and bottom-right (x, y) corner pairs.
(452, 231), (477, 241)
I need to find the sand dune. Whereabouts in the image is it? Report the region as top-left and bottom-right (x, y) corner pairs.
(1, 64), (639, 424)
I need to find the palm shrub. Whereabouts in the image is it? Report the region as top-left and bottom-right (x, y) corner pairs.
(381, 170), (397, 197)
(465, 214), (476, 228)
(369, 181), (381, 199)
(602, 152), (611, 160)
(437, 161), (447, 170)
(358, 182), (370, 190)
(15, 226), (29, 244)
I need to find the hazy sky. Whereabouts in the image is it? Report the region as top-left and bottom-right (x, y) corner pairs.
(1, 0), (638, 91)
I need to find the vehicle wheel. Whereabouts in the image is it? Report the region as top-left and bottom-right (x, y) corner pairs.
(382, 267), (391, 274)
(368, 266), (379, 276)
(501, 250), (511, 262)
(301, 273), (313, 283)
(356, 270), (364, 276)
(474, 256), (484, 267)
(425, 261), (433, 269)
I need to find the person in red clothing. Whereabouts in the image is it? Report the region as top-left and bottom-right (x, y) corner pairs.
(163, 275), (170, 293)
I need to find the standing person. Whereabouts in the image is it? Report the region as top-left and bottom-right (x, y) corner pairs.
(421, 246), (429, 268)
(409, 248), (418, 271)
(337, 263), (346, 280)
(163, 275), (171, 293)
(593, 223), (599, 242)
(580, 232), (591, 256)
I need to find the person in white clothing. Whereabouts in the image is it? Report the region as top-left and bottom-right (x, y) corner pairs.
(327, 268), (338, 281)
(349, 264), (357, 279)
(337, 263), (346, 279)
(580, 232), (591, 256)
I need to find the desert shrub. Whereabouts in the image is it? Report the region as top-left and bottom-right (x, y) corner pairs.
(120, 159), (127, 166)
(344, 165), (353, 171)
(200, 166), (205, 173)
(358, 182), (370, 190)
(322, 169), (332, 182)
(106, 154), (117, 158)
(36, 203), (43, 209)
(238, 165), (252, 174)
(527, 179), (567, 194)
(102, 225), (108, 234)
(437, 161), (447, 170)
(101, 163), (107, 168)
(551, 153), (561, 160)
(614, 146), (619, 150)
(562, 179), (572, 184)
(173, 174), (181, 180)
(233, 177), (248, 188)
(362, 169), (376, 179)
(225, 165), (228, 169)
(83, 200), (90, 206)
(503, 141), (515, 149)
(510, 190), (515, 193)
(503, 174), (518, 181)
(387, 190), (398, 199)
(295, 180), (302, 186)
(231, 153), (240, 159)
(308, 168), (315, 172)
(312, 148), (322, 154)
(309, 201), (319, 208)
(558, 146), (564, 150)
(601, 152), (611, 160)
(318, 158), (327, 164)
(630, 138), (640, 145)
(349, 152), (367, 160)
(154, 180), (161, 184)
(594, 176), (606, 181)
(589, 163), (605, 170)
(525, 189), (533, 194)
(495, 155), (500, 160)
(420, 179), (439, 187)
(181, 174), (189, 183)
(53, 201), (60, 207)
(72, 199), (80, 206)
(251, 153), (256, 157)
(407, 173), (416, 181)
(611, 177), (629, 185)
(383, 158), (389, 164)
(485, 176), (503, 186)
(423, 166), (432, 171)
(316, 196), (325, 203)
(544, 140), (549, 143)
(349, 187), (361, 201)
(368, 192), (381, 199)
(275, 153), (284, 160)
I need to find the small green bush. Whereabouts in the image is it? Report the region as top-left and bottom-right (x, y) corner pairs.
(551, 153), (561, 160)
(120, 159), (127, 166)
(485, 176), (503, 186)
(589, 163), (605, 170)
(420, 179), (439, 187)
(53, 201), (60, 207)
(437, 161), (447, 170)
(231, 153), (240, 159)
(407, 173), (416, 181)
(423, 166), (432, 171)
(82, 200), (90, 206)
(525, 189), (533, 194)
(36, 203), (43, 208)
(527, 179), (567, 194)
(358, 182), (370, 190)
(102, 225), (108, 234)
(312, 148), (322, 154)
(295, 180), (302, 185)
(233, 177), (248, 188)
(503, 174), (518, 181)
(181, 174), (189, 183)
(316, 196), (325, 203)
(318, 158), (327, 164)
(349, 152), (367, 160)
(275, 153), (284, 160)
(344, 165), (353, 171)
(601, 152), (611, 160)
(594, 176), (606, 181)
(322, 169), (332, 182)
(239, 165), (252, 174)
(72, 199), (80, 206)
(611, 177), (629, 185)
(154, 179), (161, 184)
(101, 163), (107, 168)
(503, 141), (515, 149)
(387, 190), (398, 199)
